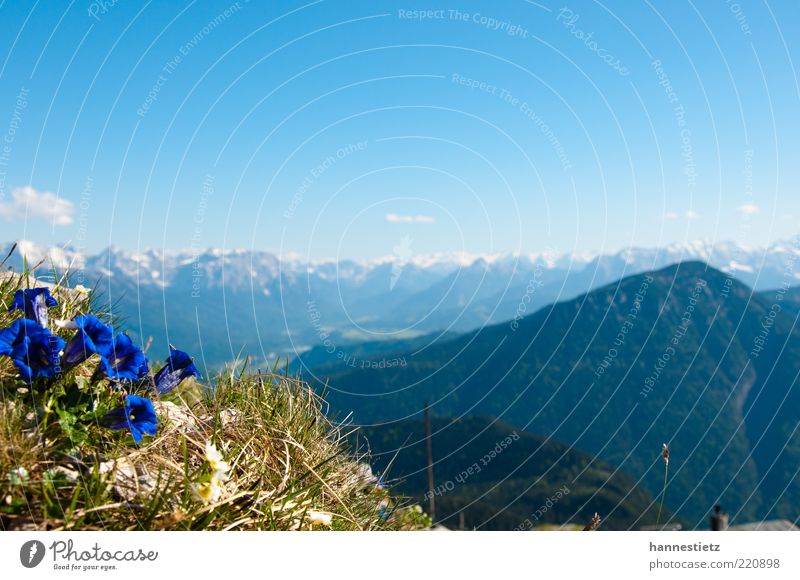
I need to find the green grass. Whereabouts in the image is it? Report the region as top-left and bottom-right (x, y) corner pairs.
(0, 260), (429, 531)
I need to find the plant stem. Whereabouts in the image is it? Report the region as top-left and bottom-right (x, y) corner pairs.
(656, 462), (669, 527)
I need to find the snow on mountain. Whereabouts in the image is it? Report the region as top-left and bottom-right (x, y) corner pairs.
(4, 238), (799, 292)
(2, 238), (798, 367)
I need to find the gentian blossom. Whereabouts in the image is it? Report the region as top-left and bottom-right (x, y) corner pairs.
(0, 318), (65, 383)
(104, 394), (158, 444)
(102, 333), (149, 382)
(153, 346), (201, 394)
(61, 315), (114, 367)
(9, 288), (58, 327)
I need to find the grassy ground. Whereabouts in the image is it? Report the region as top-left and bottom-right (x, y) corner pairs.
(0, 258), (429, 531)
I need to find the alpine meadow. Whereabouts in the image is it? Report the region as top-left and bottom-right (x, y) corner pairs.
(1, 4), (800, 578)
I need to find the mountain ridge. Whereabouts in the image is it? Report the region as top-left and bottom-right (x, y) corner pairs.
(4, 239), (799, 371)
(7, 237), (800, 288)
(313, 261), (800, 526)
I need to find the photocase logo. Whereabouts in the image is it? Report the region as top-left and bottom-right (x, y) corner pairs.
(19, 540), (46, 568)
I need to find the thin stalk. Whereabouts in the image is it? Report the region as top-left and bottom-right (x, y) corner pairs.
(656, 461), (669, 527)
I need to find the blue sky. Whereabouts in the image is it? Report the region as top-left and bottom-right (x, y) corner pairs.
(0, 0), (797, 260)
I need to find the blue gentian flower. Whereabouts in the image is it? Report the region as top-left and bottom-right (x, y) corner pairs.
(104, 394), (158, 444)
(0, 318), (65, 384)
(9, 288), (58, 327)
(62, 315), (114, 367)
(153, 346), (201, 394)
(101, 333), (149, 382)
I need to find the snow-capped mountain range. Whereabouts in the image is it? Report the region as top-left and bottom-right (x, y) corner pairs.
(8, 237), (799, 285)
(3, 238), (799, 368)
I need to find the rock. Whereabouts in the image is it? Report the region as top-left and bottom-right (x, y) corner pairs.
(341, 462), (381, 489)
(154, 400), (241, 435)
(153, 400), (199, 433)
(198, 408), (241, 429)
(99, 457), (156, 501)
(47, 465), (80, 484)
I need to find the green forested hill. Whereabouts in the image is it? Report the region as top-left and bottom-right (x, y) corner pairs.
(772, 286), (800, 314)
(317, 262), (800, 527)
(356, 416), (670, 530)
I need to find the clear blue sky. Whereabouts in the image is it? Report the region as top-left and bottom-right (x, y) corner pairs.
(0, 0), (797, 260)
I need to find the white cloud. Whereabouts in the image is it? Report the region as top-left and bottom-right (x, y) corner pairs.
(735, 203), (759, 216)
(663, 211), (679, 220)
(685, 209), (700, 220)
(385, 213), (435, 224)
(0, 186), (75, 226)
